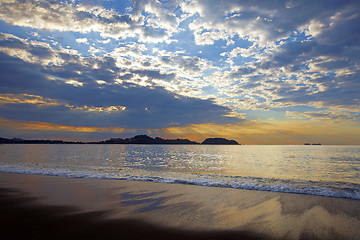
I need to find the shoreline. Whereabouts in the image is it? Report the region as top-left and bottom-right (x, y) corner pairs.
(1, 168), (359, 200)
(1, 172), (360, 239)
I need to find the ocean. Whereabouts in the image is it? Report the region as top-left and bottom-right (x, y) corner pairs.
(0, 144), (359, 200)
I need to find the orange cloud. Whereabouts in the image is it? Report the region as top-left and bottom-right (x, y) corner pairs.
(0, 93), (60, 106)
(162, 119), (360, 145)
(0, 93), (127, 113)
(0, 118), (129, 133)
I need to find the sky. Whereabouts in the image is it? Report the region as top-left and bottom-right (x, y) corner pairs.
(0, 0), (359, 144)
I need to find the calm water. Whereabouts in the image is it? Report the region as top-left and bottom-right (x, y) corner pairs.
(0, 144), (359, 199)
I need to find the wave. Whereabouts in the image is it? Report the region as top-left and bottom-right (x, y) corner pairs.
(1, 164), (360, 200)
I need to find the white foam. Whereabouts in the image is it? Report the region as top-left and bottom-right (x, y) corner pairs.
(1, 164), (360, 200)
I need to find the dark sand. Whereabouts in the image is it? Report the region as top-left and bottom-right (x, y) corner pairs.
(1, 172), (360, 240)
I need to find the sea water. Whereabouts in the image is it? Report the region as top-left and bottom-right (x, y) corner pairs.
(0, 144), (359, 199)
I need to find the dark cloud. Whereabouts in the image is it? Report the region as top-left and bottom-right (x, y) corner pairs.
(110, 14), (133, 25)
(143, 26), (167, 38)
(28, 45), (53, 58)
(273, 73), (360, 107)
(0, 45), (241, 129)
(257, 40), (315, 71)
(0, 34), (27, 49)
(58, 52), (80, 62)
(160, 55), (203, 72)
(132, 69), (175, 81)
(0, 52), (50, 94)
(74, 11), (95, 21)
(230, 66), (256, 78)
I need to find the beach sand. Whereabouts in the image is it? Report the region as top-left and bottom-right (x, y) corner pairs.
(1, 172), (360, 240)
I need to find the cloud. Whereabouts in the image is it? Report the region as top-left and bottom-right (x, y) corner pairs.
(286, 110), (359, 121)
(132, 0), (178, 28)
(181, 0), (360, 47)
(132, 69), (175, 82)
(0, 117), (127, 134)
(159, 55), (205, 73)
(195, 0), (360, 114)
(1, 1), (133, 33)
(76, 38), (89, 44)
(0, 36), (243, 130)
(0, 0), (359, 143)
(0, 0), (180, 43)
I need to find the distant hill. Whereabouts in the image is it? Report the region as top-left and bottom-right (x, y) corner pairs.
(201, 138), (239, 145)
(0, 135), (240, 145)
(0, 137), (79, 144)
(304, 143), (322, 145)
(0, 137), (15, 144)
(101, 135), (199, 144)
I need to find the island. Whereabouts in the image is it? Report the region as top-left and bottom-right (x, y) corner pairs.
(0, 137), (81, 144)
(0, 135), (241, 145)
(0, 135), (199, 145)
(201, 138), (239, 145)
(99, 135), (199, 145)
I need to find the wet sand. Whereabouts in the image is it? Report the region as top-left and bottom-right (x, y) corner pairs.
(1, 172), (360, 240)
